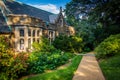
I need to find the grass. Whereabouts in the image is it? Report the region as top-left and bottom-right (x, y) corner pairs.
(24, 55), (82, 80)
(99, 54), (120, 80)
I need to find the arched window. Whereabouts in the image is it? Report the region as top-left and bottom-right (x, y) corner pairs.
(20, 39), (24, 50)
(20, 29), (24, 37)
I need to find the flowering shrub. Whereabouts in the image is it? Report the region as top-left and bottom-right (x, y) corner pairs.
(0, 36), (28, 80)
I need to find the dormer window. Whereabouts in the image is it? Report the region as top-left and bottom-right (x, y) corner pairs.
(20, 29), (24, 37)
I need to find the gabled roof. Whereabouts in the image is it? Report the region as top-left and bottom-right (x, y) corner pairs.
(49, 14), (58, 23)
(0, 0), (55, 33)
(5, 0), (54, 22)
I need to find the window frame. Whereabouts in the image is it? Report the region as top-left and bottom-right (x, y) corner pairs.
(33, 30), (35, 37)
(20, 39), (24, 50)
(28, 38), (31, 49)
(20, 29), (24, 37)
(28, 29), (31, 36)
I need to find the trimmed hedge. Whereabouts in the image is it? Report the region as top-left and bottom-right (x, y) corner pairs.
(95, 34), (120, 59)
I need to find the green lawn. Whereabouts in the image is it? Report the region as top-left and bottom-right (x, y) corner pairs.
(24, 55), (82, 80)
(99, 54), (120, 80)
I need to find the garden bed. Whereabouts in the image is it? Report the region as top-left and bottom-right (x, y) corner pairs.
(23, 55), (82, 80)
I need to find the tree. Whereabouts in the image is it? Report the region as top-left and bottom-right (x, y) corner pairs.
(65, 0), (120, 48)
(53, 35), (83, 53)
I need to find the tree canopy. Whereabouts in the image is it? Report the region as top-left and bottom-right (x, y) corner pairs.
(65, 0), (120, 48)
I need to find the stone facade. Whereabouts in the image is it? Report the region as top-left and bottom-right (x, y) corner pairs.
(0, 0), (75, 52)
(6, 14), (55, 52)
(5, 10), (75, 52)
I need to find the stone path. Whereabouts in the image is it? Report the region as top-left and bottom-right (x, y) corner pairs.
(72, 52), (105, 80)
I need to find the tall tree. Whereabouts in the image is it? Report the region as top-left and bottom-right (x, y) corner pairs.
(65, 0), (120, 48)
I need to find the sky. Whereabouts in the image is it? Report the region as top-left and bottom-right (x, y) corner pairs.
(17, 0), (71, 14)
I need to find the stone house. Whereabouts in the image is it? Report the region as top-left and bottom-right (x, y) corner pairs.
(0, 0), (75, 52)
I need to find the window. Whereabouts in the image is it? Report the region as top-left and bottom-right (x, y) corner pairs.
(37, 38), (39, 43)
(37, 30), (39, 36)
(33, 38), (35, 42)
(28, 38), (31, 49)
(40, 29), (42, 35)
(33, 30), (35, 37)
(60, 19), (63, 27)
(49, 31), (51, 38)
(51, 32), (53, 38)
(20, 29), (24, 37)
(28, 29), (31, 36)
(20, 39), (24, 50)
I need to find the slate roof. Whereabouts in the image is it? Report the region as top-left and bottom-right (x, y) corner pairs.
(49, 14), (58, 23)
(0, 9), (11, 33)
(5, 0), (54, 22)
(0, 0), (56, 33)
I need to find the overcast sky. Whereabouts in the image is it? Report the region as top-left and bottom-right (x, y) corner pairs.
(17, 0), (71, 14)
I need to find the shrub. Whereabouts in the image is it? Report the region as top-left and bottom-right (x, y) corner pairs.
(53, 35), (83, 53)
(0, 51), (28, 80)
(95, 34), (120, 59)
(0, 36), (9, 52)
(32, 36), (56, 52)
(27, 50), (74, 74)
(0, 36), (28, 80)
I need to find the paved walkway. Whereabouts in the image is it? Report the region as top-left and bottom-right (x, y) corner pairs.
(72, 52), (105, 80)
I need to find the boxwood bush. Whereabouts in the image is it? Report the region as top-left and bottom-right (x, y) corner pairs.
(95, 34), (120, 59)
